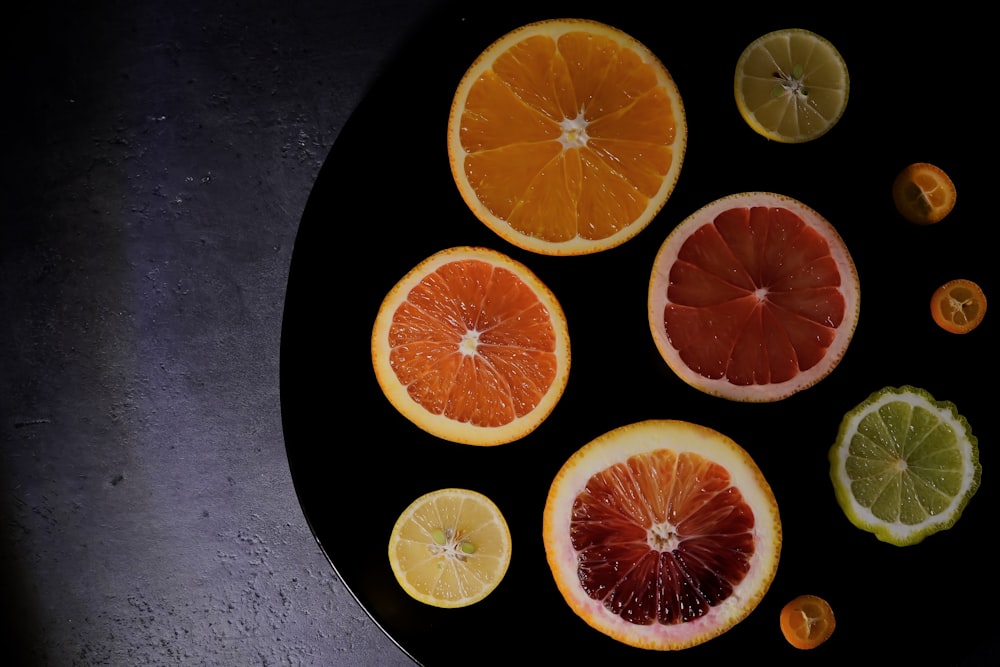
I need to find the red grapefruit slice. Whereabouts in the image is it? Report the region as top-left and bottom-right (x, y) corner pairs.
(648, 192), (859, 402)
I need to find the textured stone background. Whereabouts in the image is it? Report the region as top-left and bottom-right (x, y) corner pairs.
(2, 0), (434, 663)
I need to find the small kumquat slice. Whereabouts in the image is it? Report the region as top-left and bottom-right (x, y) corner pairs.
(892, 162), (956, 225)
(780, 594), (835, 649)
(931, 279), (987, 334)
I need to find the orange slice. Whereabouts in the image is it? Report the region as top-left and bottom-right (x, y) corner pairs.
(371, 246), (570, 446)
(648, 192), (860, 402)
(930, 278), (987, 334)
(543, 420), (781, 650)
(448, 19), (686, 255)
(780, 595), (835, 649)
(892, 162), (956, 224)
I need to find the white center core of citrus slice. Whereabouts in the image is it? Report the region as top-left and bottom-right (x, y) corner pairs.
(429, 527), (475, 561)
(559, 112), (590, 149)
(460, 329), (480, 355)
(647, 521), (681, 552)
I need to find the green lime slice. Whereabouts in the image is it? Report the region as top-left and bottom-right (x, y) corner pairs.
(829, 386), (981, 546)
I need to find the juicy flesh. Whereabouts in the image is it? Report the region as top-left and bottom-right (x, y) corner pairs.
(936, 284), (983, 328)
(388, 259), (558, 427)
(570, 449), (755, 625)
(902, 172), (951, 216)
(460, 31), (679, 242)
(846, 401), (963, 525)
(662, 206), (846, 386)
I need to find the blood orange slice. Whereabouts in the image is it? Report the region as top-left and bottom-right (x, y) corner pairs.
(648, 192), (860, 402)
(372, 246), (570, 446)
(543, 420), (781, 650)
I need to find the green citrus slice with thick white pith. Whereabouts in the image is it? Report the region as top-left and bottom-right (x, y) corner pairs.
(829, 386), (981, 546)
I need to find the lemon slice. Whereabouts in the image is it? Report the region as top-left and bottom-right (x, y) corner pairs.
(388, 488), (512, 607)
(735, 28), (849, 143)
(829, 386), (981, 546)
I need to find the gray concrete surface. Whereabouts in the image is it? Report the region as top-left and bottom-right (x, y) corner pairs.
(2, 0), (435, 663)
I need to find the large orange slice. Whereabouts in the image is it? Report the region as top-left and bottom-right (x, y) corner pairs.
(448, 19), (686, 256)
(371, 246), (571, 446)
(543, 420), (781, 650)
(648, 192), (860, 402)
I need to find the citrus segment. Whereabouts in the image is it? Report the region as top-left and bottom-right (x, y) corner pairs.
(448, 19), (686, 255)
(892, 162), (956, 225)
(780, 595), (835, 649)
(543, 420), (781, 650)
(829, 386), (981, 546)
(930, 278), (986, 334)
(388, 488), (512, 608)
(648, 192), (860, 402)
(371, 246), (570, 446)
(734, 28), (849, 143)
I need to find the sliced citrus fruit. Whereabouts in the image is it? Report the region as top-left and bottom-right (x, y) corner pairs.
(372, 246), (570, 446)
(930, 278), (986, 334)
(892, 162), (956, 225)
(734, 28), (849, 143)
(648, 192), (860, 402)
(829, 386), (981, 546)
(448, 19), (686, 255)
(388, 488), (512, 608)
(543, 420), (781, 650)
(780, 594), (835, 649)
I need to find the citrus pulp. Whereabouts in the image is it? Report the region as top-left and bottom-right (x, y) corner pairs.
(448, 19), (686, 255)
(543, 420), (781, 650)
(371, 246), (570, 445)
(648, 192), (860, 402)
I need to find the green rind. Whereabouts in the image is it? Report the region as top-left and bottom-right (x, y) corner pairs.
(829, 385), (981, 546)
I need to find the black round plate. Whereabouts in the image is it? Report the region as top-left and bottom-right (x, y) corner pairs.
(281, 2), (995, 664)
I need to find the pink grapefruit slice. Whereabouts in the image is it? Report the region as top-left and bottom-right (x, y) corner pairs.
(648, 192), (860, 402)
